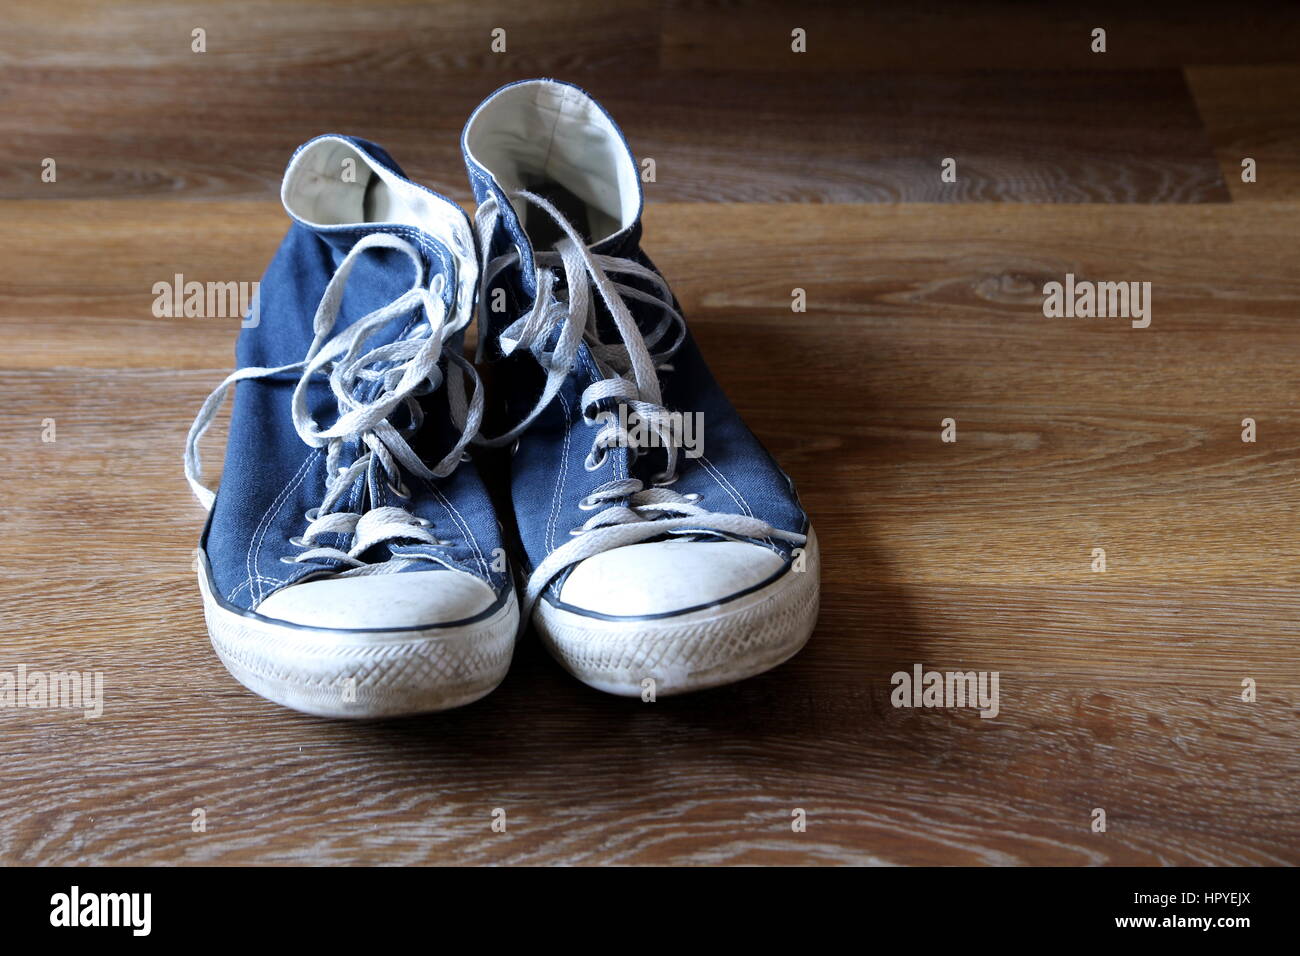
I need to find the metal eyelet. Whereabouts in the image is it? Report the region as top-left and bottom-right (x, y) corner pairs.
(387, 479), (411, 499)
(413, 517), (432, 527)
(509, 438), (520, 457)
(567, 528), (586, 536)
(584, 451), (606, 472)
(303, 508), (320, 521)
(577, 496), (600, 511)
(684, 493), (703, 503)
(279, 556), (300, 565)
(435, 539), (452, 547)
(652, 471), (678, 487)
(288, 535), (309, 548)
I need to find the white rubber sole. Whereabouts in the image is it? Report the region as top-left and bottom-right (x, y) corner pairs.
(198, 561), (518, 719)
(534, 528), (820, 696)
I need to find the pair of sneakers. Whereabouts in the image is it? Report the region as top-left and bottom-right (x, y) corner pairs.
(185, 79), (820, 718)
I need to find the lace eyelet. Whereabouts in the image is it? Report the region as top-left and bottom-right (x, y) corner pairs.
(584, 451), (606, 472)
(413, 517), (432, 527)
(436, 539), (452, 547)
(652, 471), (678, 487)
(684, 493), (703, 503)
(288, 535), (309, 548)
(577, 496), (600, 511)
(279, 556), (300, 565)
(303, 508), (320, 521)
(568, 528), (586, 536)
(509, 438), (520, 457)
(387, 479), (411, 499)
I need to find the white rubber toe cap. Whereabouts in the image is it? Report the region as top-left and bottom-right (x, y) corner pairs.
(557, 539), (786, 617)
(255, 569), (497, 630)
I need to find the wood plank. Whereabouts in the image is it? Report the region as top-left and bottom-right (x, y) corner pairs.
(0, 664), (1291, 864)
(4, 197), (1297, 364)
(0, 0), (659, 202)
(1186, 65), (1300, 201)
(0, 0), (660, 71)
(0, 69), (1229, 203)
(603, 71), (1229, 203)
(662, 0), (1300, 72)
(1, 199), (1296, 863)
(1, 0), (1234, 205)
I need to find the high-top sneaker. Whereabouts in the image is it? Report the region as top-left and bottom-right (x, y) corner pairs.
(185, 135), (517, 717)
(462, 80), (818, 695)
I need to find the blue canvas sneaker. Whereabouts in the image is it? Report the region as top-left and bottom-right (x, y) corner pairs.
(462, 80), (819, 696)
(185, 135), (517, 718)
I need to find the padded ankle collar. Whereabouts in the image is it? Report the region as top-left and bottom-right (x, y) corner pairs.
(282, 135), (475, 259)
(281, 134), (478, 335)
(462, 79), (643, 251)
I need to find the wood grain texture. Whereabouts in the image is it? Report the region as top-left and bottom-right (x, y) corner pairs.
(1186, 65), (1300, 202)
(0, 69), (1231, 203)
(600, 71), (1230, 203)
(0, 3), (1238, 202)
(662, 0), (1300, 72)
(0, 0), (659, 202)
(1, 199), (1297, 865)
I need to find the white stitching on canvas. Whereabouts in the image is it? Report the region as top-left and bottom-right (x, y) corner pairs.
(423, 477), (489, 579)
(547, 391), (573, 552)
(252, 448), (322, 603)
(245, 449), (320, 604)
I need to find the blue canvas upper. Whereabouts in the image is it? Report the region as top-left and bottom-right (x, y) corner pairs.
(192, 135), (508, 616)
(462, 80), (809, 614)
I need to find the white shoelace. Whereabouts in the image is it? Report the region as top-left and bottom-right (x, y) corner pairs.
(185, 232), (484, 577)
(474, 193), (805, 616)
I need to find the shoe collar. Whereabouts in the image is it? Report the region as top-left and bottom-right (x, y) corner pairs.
(281, 134), (479, 331)
(462, 79), (644, 300)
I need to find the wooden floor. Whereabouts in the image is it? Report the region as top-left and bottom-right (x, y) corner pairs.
(1, 2), (1297, 865)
